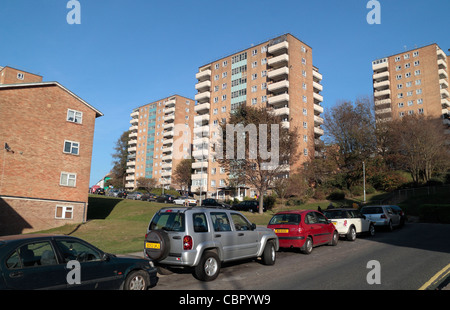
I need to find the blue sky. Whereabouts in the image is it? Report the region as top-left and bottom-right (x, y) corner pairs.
(0, 0), (449, 186)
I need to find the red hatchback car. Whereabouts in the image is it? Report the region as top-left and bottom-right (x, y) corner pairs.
(267, 210), (338, 254)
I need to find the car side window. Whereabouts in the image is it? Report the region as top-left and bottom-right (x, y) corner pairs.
(193, 213), (208, 233)
(315, 212), (328, 224)
(56, 240), (101, 263)
(305, 212), (318, 224)
(230, 213), (252, 231)
(7, 241), (58, 269)
(210, 212), (231, 232)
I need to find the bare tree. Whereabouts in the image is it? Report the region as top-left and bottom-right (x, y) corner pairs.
(172, 158), (193, 194)
(386, 115), (449, 184)
(136, 177), (158, 193)
(110, 130), (130, 188)
(217, 106), (299, 214)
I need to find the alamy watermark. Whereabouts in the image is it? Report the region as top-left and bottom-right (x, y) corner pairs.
(366, 0), (381, 25)
(366, 260), (381, 285)
(66, 0), (81, 25)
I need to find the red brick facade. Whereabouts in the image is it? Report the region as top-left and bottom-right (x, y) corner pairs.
(0, 67), (102, 235)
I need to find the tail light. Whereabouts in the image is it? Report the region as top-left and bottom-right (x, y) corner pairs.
(297, 227), (303, 234)
(380, 214), (387, 219)
(183, 235), (193, 250)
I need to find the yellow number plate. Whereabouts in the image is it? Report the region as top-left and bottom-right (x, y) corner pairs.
(275, 229), (289, 233)
(145, 242), (160, 249)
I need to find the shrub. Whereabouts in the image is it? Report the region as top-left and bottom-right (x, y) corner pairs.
(349, 185), (364, 196)
(326, 190), (345, 201)
(418, 204), (450, 224)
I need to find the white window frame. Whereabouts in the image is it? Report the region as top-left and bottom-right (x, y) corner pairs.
(63, 140), (80, 155)
(60, 172), (77, 187)
(67, 109), (83, 124)
(55, 205), (73, 219)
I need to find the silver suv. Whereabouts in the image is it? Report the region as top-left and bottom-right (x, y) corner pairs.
(144, 206), (279, 281)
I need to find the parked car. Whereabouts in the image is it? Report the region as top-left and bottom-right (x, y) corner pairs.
(231, 200), (265, 213)
(323, 208), (375, 241)
(267, 210), (338, 254)
(174, 196), (197, 206)
(117, 190), (128, 198)
(0, 234), (158, 290)
(128, 192), (144, 200)
(390, 205), (407, 227)
(141, 193), (158, 202)
(201, 198), (230, 209)
(145, 206), (278, 281)
(360, 205), (404, 231)
(95, 188), (105, 195)
(107, 188), (119, 197)
(156, 194), (175, 204)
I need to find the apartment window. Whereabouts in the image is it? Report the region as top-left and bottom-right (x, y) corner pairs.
(404, 54), (410, 59)
(407, 100), (413, 106)
(303, 83), (307, 90)
(303, 135), (308, 142)
(397, 84), (403, 89)
(221, 106), (226, 113)
(220, 179), (225, 186)
(213, 97), (218, 103)
(261, 70), (267, 77)
(252, 49), (257, 56)
(406, 91), (413, 97)
(303, 108), (307, 115)
(222, 72), (227, 78)
(214, 74), (219, 80)
(261, 96), (267, 103)
(398, 102), (404, 108)
(251, 98), (257, 105)
(211, 180), (216, 187)
(211, 168), (216, 175)
(252, 61), (257, 68)
(261, 58), (267, 65)
(63, 140), (79, 155)
(213, 108), (218, 115)
(413, 51), (419, 57)
(406, 82), (412, 87)
(408, 110), (414, 115)
(67, 109), (83, 124)
(418, 108), (424, 114)
(223, 60), (228, 67)
(398, 93), (403, 99)
(303, 148), (308, 156)
(17, 73), (24, 80)
(261, 46), (268, 53)
(399, 112), (405, 117)
(415, 70), (421, 76)
(301, 46), (306, 53)
(414, 60), (420, 66)
(55, 205), (73, 219)
(396, 75), (402, 80)
(415, 79), (421, 85)
(222, 83), (227, 90)
(60, 172), (76, 187)
(261, 83), (267, 90)
(404, 63), (410, 69)
(416, 89), (422, 95)
(396, 66), (401, 71)
(405, 72), (411, 78)
(221, 95), (227, 101)
(303, 122), (307, 129)
(252, 73), (257, 80)
(395, 56), (401, 62)
(215, 63), (219, 70)
(302, 58), (306, 65)
(251, 86), (257, 93)
(302, 70), (307, 77)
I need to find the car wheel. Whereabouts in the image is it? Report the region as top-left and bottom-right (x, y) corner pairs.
(330, 230), (339, 246)
(123, 270), (149, 290)
(194, 251), (221, 281)
(387, 221), (394, 232)
(346, 226), (356, 241)
(261, 240), (276, 265)
(368, 224), (375, 237)
(301, 237), (313, 254)
(145, 230), (170, 261)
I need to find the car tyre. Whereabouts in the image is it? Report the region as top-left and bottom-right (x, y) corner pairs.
(301, 237), (313, 254)
(123, 270), (150, 290)
(330, 230), (339, 246)
(145, 230), (170, 261)
(368, 224), (375, 237)
(194, 251), (221, 282)
(346, 226), (356, 241)
(261, 240), (276, 265)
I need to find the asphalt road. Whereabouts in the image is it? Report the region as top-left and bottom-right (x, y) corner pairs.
(150, 222), (450, 290)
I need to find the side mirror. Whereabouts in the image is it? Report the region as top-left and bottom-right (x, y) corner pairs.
(251, 223), (257, 230)
(102, 253), (110, 262)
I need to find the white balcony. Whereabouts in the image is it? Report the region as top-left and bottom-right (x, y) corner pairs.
(127, 146), (136, 153)
(163, 138), (173, 145)
(165, 107), (175, 114)
(313, 92), (323, 103)
(165, 114), (175, 122)
(438, 69), (448, 79)
(268, 66), (289, 79)
(128, 139), (137, 146)
(161, 146), (173, 154)
(375, 98), (392, 106)
(165, 99), (176, 107)
(191, 173), (206, 180)
(374, 89), (391, 97)
(441, 88), (450, 98)
(129, 125), (138, 132)
(193, 136), (210, 146)
(194, 114), (210, 124)
(130, 118), (138, 125)
(442, 98), (450, 108)
(161, 162), (172, 169)
(272, 107), (290, 116)
(268, 54), (289, 67)
(193, 125), (210, 135)
(194, 102), (211, 112)
(372, 58), (388, 71)
(314, 127), (324, 136)
(196, 69), (212, 81)
(312, 69), (322, 82)
(268, 93), (289, 105)
(125, 182), (134, 189)
(126, 168), (135, 174)
(164, 122), (174, 130)
(163, 130), (174, 138)
(125, 175), (135, 181)
(373, 80), (390, 90)
(437, 48), (447, 60)
(314, 115), (324, 125)
(314, 103), (324, 114)
(437, 59), (448, 69)
(281, 121), (289, 129)
(195, 80), (211, 91)
(126, 161), (136, 167)
(195, 91), (211, 102)
(268, 41), (289, 54)
(192, 161), (209, 169)
(268, 80), (289, 92)
(128, 132), (137, 138)
(192, 149), (209, 158)
(313, 81), (323, 92)
(373, 70), (390, 80)
(130, 111), (139, 118)
(440, 79), (449, 89)
(375, 107), (392, 115)
(161, 170), (172, 177)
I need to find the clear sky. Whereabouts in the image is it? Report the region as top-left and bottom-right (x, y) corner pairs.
(0, 0), (448, 186)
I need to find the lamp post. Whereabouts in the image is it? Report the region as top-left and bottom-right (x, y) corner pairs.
(363, 161), (366, 203)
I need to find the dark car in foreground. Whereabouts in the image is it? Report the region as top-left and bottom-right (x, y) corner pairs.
(156, 194), (175, 204)
(0, 234), (158, 290)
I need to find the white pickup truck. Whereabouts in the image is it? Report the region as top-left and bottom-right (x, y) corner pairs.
(323, 208), (375, 241)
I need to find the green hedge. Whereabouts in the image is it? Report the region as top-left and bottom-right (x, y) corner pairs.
(418, 204), (450, 224)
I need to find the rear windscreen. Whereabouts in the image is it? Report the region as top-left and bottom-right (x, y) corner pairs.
(149, 211), (185, 232)
(269, 214), (301, 225)
(361, 207), (383, 214)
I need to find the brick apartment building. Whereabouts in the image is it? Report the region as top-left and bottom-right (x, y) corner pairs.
(125, 95), (195, 190)
(372, 44), (450, 133)
(191, 33), (324, 199)
(0, 66), (103, 235)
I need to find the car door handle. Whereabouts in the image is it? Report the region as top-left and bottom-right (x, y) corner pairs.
(215, 234), (221, 238)
(9, 271), (23, 278)
(238, 233), (244, 236)
(172, 236), (181, 240)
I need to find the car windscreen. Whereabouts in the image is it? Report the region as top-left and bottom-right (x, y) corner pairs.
(269, 214), (301, 225)
(323, 210), (347, 219)
(361, 207), (383, 214)
(149, 210), (185, 232)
